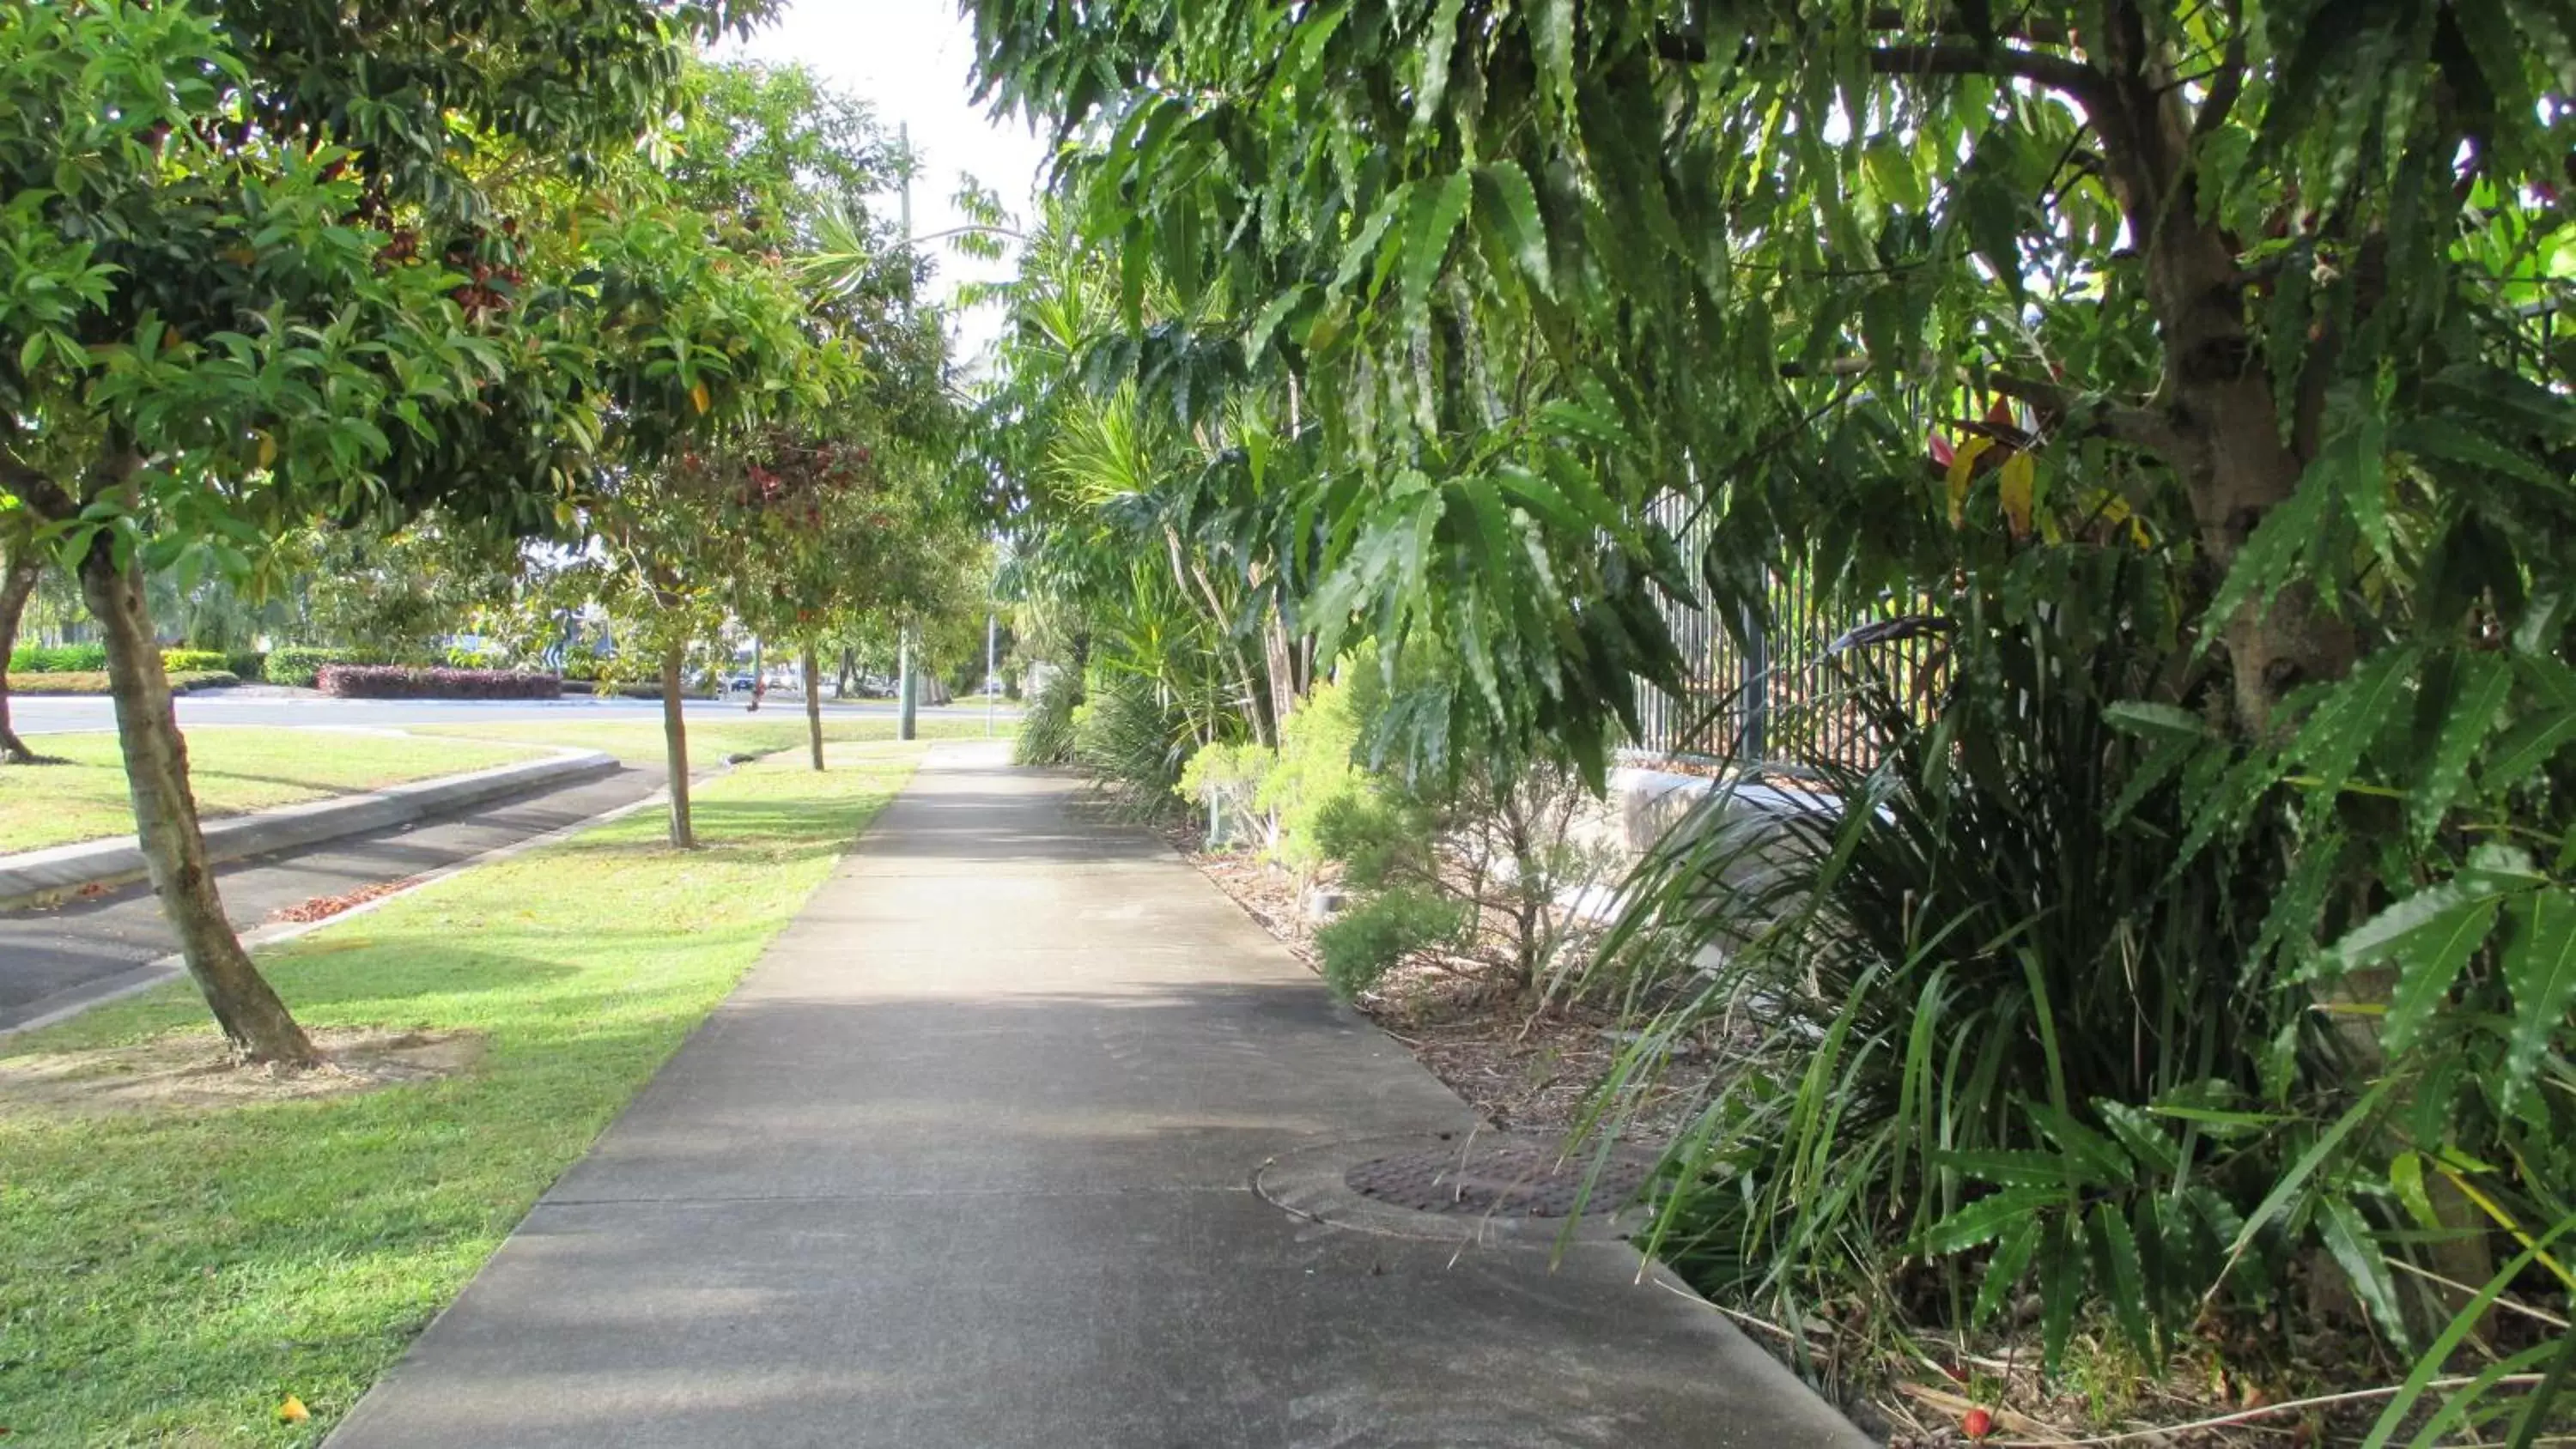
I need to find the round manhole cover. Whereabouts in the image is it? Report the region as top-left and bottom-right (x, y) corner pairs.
(1344, 1139), (1656, 1219)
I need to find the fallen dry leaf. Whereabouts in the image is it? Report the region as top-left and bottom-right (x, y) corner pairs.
(266, 878), (415, 925)
(277, 1395), (309, 1423)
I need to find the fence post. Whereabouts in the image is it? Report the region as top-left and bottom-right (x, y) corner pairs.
(1739, 603), (1770, 761)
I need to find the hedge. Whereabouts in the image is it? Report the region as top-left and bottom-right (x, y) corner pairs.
(262, 646), (353, 688)
(7, 643), (108, 674)
(12, 670), (236, 695)
(314, 665), (562, 700)
(161, 649), (230, 674)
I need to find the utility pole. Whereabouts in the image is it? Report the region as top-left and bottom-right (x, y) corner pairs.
(896, 123), (919, 743)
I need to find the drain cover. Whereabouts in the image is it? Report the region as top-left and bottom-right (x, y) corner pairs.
(1344, 1139), (1656, 1219)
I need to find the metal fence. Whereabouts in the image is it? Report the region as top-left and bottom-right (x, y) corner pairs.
(1629, 500), (1949, 769)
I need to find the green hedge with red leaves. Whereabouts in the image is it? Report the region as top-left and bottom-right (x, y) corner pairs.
(313, 665), (562, 700)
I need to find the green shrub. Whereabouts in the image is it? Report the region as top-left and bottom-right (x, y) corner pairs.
(1012, 666), (1081, 767)
(7, 642), (106, 674)
(1176, 740), (1275, 848)
(1598, 554), (2421, 1384)
(160, 648), (229, 674)
(223, 650), (266, 682)
(12, 670), (234, 695)
(262, 646), (350, 688)
(1071, 673), (1192, 820)
(1314, 888), (1465, 1000)
(1256, 672), (1370, 870)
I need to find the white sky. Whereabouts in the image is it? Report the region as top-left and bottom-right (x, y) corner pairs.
(718, 0), (1052, 367)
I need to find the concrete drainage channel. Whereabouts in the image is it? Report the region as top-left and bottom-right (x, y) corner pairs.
(1255, 1132), (1665, 1246)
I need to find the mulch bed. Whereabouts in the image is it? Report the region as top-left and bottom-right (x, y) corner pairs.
(1159, 815), (2568, 1449)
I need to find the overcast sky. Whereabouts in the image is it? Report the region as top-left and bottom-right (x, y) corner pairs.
(719, 0), (1053, 367)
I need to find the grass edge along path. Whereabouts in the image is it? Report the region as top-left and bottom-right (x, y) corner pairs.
(0, 742), (925, 1446)
(0, 729), (550, 856)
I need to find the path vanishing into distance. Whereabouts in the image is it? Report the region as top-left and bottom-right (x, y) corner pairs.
(326, 741), (1870, 1449)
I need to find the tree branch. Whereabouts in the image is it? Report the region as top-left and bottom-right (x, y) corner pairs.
(1868, 45), (2114, 110)
(1986, 371), (2180, 457)
(1863, 8), (2076, 45)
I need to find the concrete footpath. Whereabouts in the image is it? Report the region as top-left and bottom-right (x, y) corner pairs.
(328, 743), (1868, 1449)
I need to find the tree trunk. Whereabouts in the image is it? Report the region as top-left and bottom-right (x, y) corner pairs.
(801, 643), (824, 772)
(78, 542), (318, 1066)
(836, 646), (857, 698)
(2083, 11), (2356, 732)
(1261, 598), (1300, 737)
(0, 547), (49, 765)
(659, 640), (696, 850)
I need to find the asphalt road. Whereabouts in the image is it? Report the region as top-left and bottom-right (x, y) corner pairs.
(12, 690), (1020, 733)
(0, 764), (671, 1033)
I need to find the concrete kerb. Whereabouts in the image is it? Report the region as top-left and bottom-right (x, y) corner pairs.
(0, 747), (618, 912)
(0, 763), (685, 1040)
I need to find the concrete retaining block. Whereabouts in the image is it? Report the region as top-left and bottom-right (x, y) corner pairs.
(0, 749), (618, 912)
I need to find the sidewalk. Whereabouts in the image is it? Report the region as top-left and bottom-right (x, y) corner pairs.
(328, 742), (1868, 1448)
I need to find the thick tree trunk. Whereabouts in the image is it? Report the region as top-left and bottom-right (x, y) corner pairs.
(78, 543), (318, 1066)
(836, 646), (857, 698)
(0, 548), (48, 765)
(2084, 11), (2356, 732)
(801, 643), (824, 772)
(659, 640), (696, 850)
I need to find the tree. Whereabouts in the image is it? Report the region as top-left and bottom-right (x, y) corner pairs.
(0, 0), (777, 1064)
(0, 506), (51, 765)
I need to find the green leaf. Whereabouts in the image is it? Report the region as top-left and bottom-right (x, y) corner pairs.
(2227, 1076), (2397, 1270)
(1400, 172), (1474, 319)
(1971, 1215), (2040, 1328)
(2500, 888), (2576, 1111)
(1472, 161), (1552, 296)
(1929, 1149), (2078, 1186)
(1922, 1185), (2063, 1255)
(1413, 0), (1465, 125)
(2411, 652), (2512, 840)
(2291, 645), (2421, 805)
(2088, 1201), (2155, 1358)
(2318, 1194), (2413, 1349)
(1531, 0), (1576, 120)
(2038, 1214), (2081, 1373)
(2095, 1099), (2180, 1176)
(1329, 185), (1408, 296)
(2377, 894), (2501, 1052)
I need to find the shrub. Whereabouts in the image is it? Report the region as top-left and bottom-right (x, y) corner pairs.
(1175, 740), (1274, 849)
(161, 648), (229, 674)
(262, 646), (351, 687)
(7, 642), (107, 674)
(12, 670), (234, 695)
(223, 650), (266, 682)
(1071, 673), (1193, 820)
(1314, 888), (1466, 1000)
(1012, 665), (1081, 767)
(314, 664), (562, 700)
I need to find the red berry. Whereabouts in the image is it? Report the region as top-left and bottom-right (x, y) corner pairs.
(1961, 1407), (1994, 1440)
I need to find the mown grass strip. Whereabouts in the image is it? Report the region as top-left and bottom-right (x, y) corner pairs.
(0, 729), (548, 856)
(0, 742), (923, 1445)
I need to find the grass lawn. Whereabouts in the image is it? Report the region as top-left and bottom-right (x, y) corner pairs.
(0, 729), (546, 856)
(0, 742), (923, 1445)
(414, 709), (1013, 767)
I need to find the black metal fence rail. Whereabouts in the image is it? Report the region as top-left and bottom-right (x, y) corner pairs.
(1631, 499), (1948, 768)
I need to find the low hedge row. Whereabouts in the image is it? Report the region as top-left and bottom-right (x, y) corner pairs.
(314, 664), (562, 700)
(8, 643), (109, 673)
(12, 670), (237, 695)
(262, 646), (353, 688)
(9, 645), (255, 676)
